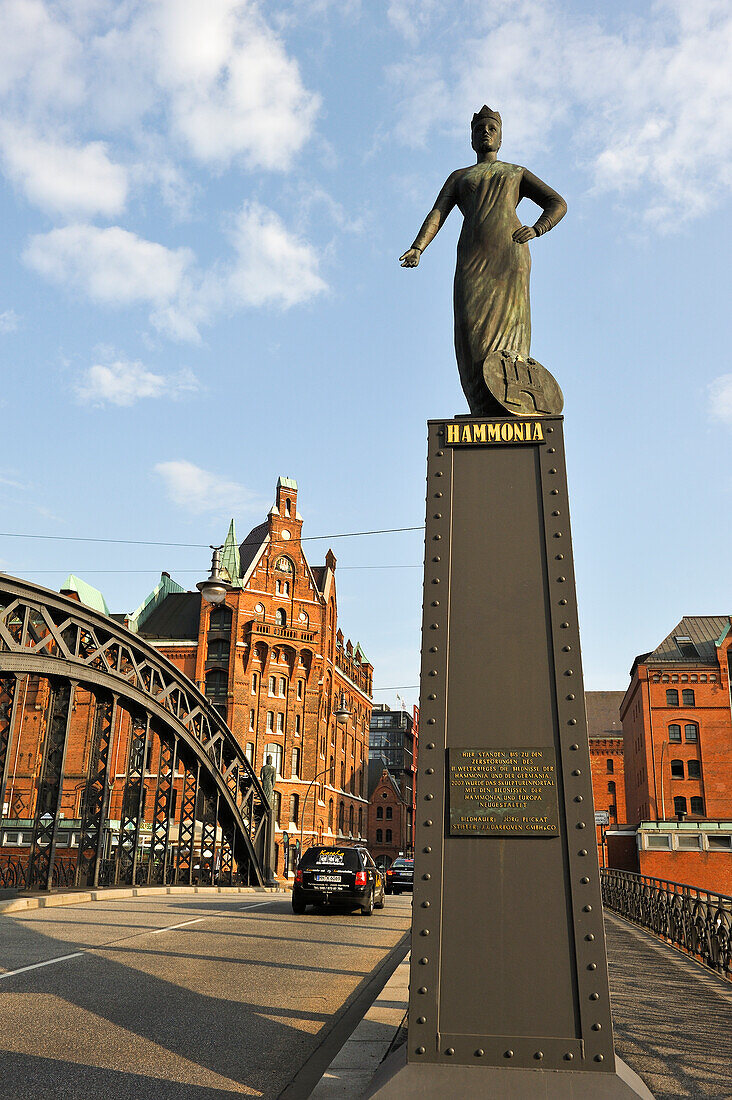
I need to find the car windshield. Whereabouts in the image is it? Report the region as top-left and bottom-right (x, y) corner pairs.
(300, 847), (361, 871)
(391, 859), (413, 869)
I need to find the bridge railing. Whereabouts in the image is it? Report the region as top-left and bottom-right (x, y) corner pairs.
(601, 868), (732, 981)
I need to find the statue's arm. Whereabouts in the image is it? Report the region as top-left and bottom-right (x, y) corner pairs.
(513, 169), (567, 243)
(400, 172), (459, 267)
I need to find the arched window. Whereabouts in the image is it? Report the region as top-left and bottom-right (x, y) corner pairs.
(682, 688), (695, 707)
(606, 758), (614, 774)
(690, 796), (704, 815)
(666, 689), (679, 706)
(687, 759), (701, 779)
(275, 608), (287, 626)
(204, 669), (227, 716)
(264, 743), (283, 775)
(670, 759), (684, 779)
(358, 807), (363, 835)
(608, 781), (616, 795)
(385, 828), (392, 843)
(673, 796), (687, 815)
(329, 757), (335, 785)
(291, 747), (300, 778)
(328, 799), (334, 831)
(274, 555), (294, 575)
(340, 762), (345, 790)
(376, 805), (383, 819)
(279, 676), (287, 697)
(338, 801), (345, 833)
(668, 724), (681, 743)
(684, 723), (699, 743)
(272, 790), (281, 825)
(289, 793), (299, 826)
(349, 806), (354, 834)
(386, 806), (393, 819)
(376, 828), (383, 843)
(245, 742), (254, 763)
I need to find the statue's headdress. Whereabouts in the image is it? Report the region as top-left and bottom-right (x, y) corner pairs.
(471, 105), (502, 128)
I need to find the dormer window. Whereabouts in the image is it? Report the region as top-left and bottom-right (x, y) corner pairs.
(674, 635), (699, 659)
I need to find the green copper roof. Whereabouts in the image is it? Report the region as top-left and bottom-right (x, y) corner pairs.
(127, 572), (186, 632)
(277, 476), (297, 490)
(221, 519), (242, 587)
(60, 574), (110, 616)
(354, 641), (370, 665)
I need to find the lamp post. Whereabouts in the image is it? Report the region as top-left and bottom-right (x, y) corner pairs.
(196, 545), (233, 606)
(298, 692), (352, 854)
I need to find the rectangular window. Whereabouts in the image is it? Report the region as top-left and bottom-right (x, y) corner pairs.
(666, 689), (679, 706)
(707, 834), (732, 850)
(249, 708), (255, 732)
(668, 724), (682, 743)
(645, 833), (671, 850)
(297, 679), (304, 700)
(279, 676), (287, 697)
(295, 714), (301, 735)
(245, 742), (254, 763)
(266, 711), (274, 732)
(291, 747), (300, 778)
(685, 724), (699, 743)
(276, 713), (284, 734)
(676, 834), (701, 850)
(682, 688), (695, 707)
(251, 673), (258, 695)
(269, 676), (276, 696)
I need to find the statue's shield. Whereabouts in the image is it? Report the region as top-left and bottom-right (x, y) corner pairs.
(483, 349), (564, 416)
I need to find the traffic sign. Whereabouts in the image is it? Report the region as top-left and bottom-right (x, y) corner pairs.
(595, 810), (610, 826)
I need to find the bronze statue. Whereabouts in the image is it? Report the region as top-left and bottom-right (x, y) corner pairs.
(260, 754), (276, 806)
(400, 107), (567, 415)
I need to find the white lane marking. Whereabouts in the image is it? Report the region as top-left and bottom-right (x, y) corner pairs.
(237, 902), (272, 911)
(149, 917), (205, 935)
(0, 952), (85, 981)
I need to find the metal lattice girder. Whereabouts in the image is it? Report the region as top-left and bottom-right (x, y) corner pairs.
(219, 824), (234, 886)
(117, 714), (149, 886)
(0, 673), (19, 826)
(76, 692), (116, 888)
(198, 787), (218, 886)
(27, 679), (76, 891)
(150, 736), (176, 885)
(0, 574), (270, 887)
(176, 761), (199, 886)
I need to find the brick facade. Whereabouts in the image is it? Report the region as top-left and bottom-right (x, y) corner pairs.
(367, 768), (409, 866)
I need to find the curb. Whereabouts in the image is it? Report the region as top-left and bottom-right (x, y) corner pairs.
(0, 884), (285, 915)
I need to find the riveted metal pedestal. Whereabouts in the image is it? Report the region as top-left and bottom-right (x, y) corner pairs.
(368, 416), (653, 1099)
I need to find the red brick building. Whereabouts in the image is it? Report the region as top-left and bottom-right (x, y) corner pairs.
(586, 691), (627, 868)
(367, 767), (409, 867)
(1, 478), (374, 876)
(618, 616), (732, 892)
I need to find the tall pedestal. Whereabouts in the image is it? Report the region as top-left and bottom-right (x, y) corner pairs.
(368, 415), (652, 1099)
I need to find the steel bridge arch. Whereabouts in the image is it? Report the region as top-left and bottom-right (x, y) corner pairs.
(0, 574), (271, 890)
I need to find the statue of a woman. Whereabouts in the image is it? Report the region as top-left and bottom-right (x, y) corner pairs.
(400, 107), (567, 415)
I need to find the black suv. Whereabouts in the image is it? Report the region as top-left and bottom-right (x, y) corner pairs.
(292, 845), (385, 915)
(385, 857), (414, 894)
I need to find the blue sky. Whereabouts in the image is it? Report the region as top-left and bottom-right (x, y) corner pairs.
(1, 0), (731, 710)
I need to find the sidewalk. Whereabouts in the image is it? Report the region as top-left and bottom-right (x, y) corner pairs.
(310, 952), (409, 1098)
(0, 883), (284, 915)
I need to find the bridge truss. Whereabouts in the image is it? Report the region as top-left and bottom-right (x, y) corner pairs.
(0, 574), (270, 891)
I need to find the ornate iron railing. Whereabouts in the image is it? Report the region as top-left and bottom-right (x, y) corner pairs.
(0, 854), (77, 890)
(601, 868), (732, 981)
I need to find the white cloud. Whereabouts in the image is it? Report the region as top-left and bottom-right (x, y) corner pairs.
(0, 309), (19, 333)
(154, 459), (263, 515)
(708, 374), (732, 424)
(389, 0), (732, 226)
(0, 124), (127, 216)
(225, 200), (327, 308)
(23, 224), (192, 306)
(76, 359), (199, 406)
(24, 204), (326, 340)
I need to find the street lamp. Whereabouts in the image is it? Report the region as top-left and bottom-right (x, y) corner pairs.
(197, 545), (233, 605)
(298, 693), (353, 853)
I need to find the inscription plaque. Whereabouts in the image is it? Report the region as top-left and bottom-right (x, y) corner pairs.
(448, 747), (559, 836)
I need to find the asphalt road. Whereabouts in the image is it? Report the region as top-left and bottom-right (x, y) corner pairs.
(0, 892), (412, 1099)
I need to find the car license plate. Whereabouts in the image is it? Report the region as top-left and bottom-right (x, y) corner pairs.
(315, 874), (342, 883)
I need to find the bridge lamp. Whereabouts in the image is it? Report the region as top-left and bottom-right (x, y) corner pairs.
(334, 692), (351, 723)
(197, 545), (233, 606)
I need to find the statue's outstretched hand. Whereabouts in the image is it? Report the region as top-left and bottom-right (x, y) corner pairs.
(512, 226), (537, 244)
(399, 248), (421, 267)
